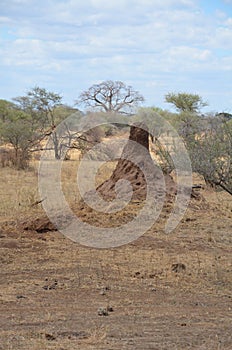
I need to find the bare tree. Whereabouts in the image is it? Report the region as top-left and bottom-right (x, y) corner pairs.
(76, 80), (144, 114)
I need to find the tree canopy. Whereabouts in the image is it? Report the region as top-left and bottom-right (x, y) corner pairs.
(76, 80), (144, 114)
(165, 92), (208, 113)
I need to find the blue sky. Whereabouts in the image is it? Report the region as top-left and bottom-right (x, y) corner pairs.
(0, 0), (232, 113)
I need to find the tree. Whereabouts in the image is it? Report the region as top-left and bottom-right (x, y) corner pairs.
(0, 99), (17, 122)
(0, 111), (35, 169)
(76, 80), (144, 114)
(165, 92), (208, 113)
(216, 112), (232, 121)
(13, 87), (64, 159)
(182, 115), (232, 195)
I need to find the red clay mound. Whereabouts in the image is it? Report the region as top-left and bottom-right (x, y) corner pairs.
(19, 124), (206, 234)
(96, 124), (176, 202)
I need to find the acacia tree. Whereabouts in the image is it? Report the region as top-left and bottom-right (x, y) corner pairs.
(0, 99), (16, 122)
(164, 92), (231, 195)
(0, 110), (36, 169)
(165, 92), (208, 113)
(76, 80), (144, 114)
(0, 96), (83, 167)
(13, 87), (64, 159)
(180, 115), (232, 195)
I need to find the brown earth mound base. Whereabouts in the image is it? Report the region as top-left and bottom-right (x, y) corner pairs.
(96, 123), (176, 202)
(22, 216), (57, 233)
(20, 124), (206, 233)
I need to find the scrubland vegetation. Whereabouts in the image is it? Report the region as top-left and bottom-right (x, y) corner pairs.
(0, 81), (231, 349)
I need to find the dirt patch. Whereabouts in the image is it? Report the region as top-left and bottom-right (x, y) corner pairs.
(0, 186), (232, 349)
(0, 134), (231, 349)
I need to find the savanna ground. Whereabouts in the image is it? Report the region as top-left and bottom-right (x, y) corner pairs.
(0, 158), (232, 350)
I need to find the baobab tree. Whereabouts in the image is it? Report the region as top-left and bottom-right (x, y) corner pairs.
(76, 80), (144, 115)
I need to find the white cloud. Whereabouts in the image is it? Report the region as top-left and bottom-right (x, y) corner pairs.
(0, 0), (231, 112)
(0, 16), (13, 24)
(168, 46), (212, 63)
(225, 17), (232, 25)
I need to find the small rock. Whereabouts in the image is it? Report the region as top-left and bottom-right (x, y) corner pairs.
(97, 307), (109, 316)
(107, 306), (114, 312)
(45, 333), (56, 341)
(99, 286), (110, 295)
(134, 271), (141, 276)
(171, 263), (186, 273)
(16, 295), (26, 299)
(42, 279), (58, 290)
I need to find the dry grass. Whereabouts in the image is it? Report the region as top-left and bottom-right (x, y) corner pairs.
(0, 160), (232, 349)
(61, 158), (117, 207)
(0, 159), (117, 221)
(0, 163), (41, 220)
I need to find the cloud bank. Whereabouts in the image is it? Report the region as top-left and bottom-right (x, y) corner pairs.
(0, 0), (232, 112)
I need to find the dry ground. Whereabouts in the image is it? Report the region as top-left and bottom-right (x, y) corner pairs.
(0, 161), (232, 350)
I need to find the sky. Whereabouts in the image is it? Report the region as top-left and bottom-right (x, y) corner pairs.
(0, 0), (232, 113)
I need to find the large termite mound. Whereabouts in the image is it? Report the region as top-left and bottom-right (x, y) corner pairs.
(96, 124), (176, 202)
(19, 124), (205, 234)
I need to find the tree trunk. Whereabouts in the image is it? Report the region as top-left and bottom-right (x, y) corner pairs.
(52, 131), (60, 159)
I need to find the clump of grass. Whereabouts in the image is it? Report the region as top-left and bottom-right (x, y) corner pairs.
(0, 166), (41, 220)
